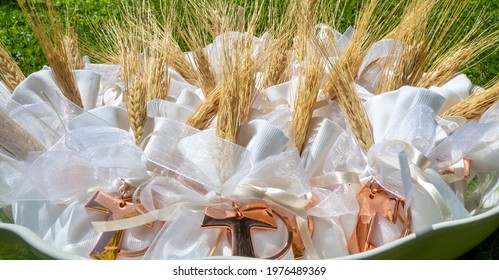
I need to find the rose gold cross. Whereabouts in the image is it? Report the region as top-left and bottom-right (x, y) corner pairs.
(271, 204), (315, 259)
(348, 179), (411, 254)
(85, 190), (146, 260)
(201, 203), (277, 257)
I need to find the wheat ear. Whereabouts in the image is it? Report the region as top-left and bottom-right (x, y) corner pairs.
(292, 0), (325, 153)
(186, 87), (221, 130)
(17, 0), (83, 107)
(441, 82), (499, 120)
(216, 3), (260, 142)
(62, 32), (84, 70)
(0, 111), (45, 160)
(0, 46), (25, 92)
(328, 62), (374, 151)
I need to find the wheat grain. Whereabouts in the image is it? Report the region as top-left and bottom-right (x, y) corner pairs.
(418, 49), (469, 88)
(62, 33), (84, 70)
(0, 46), (25, 92)
(375, 1), (435, 93)
(186, 87), (221, 130)
(441, 82), (499, 120)
(214, 1), (261, 142)
(291, 0), (326, 153)
(0, 111), (45, 160)
(326, 61), (374, 151)
(17, 0), (83, 107)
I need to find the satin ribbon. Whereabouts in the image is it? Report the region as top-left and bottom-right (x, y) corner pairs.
(373, 141), (452, 219)
(92, 181), (321, 259)
(310, 171), (361, 190)
(235, 183), (318, 259)
(92, 201), (212, 232)
(92, 117), (318, 258)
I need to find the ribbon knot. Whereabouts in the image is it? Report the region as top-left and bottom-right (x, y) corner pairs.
(91, 118), (318, 258)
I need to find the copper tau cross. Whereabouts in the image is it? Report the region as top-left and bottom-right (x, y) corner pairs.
(85, 190), (148, 260)
(270, 205), (314, 259)
(348, 179), (411, 254)
(201, 203), (278, 258)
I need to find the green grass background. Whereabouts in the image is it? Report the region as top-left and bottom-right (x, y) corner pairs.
(0, 0), (497, 259)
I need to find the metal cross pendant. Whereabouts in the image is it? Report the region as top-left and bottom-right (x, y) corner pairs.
(270, 205), (314, 259)
(85, 189), (147, 260)
(348, 179), (411, 254)
(201, 203), (278, 258)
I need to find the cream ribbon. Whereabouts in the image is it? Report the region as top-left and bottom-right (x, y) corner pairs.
(376, 142), (453, 219)
(235, 183), (319, 259)
(404, 144), (452, 219)
(91, 201), (213, 232)
(310, 171), (361, 190)
(91, 181), (321, 259)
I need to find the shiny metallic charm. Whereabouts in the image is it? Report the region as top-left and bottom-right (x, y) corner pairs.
(348, 179), (411, 254)
(202, 201), (314, 259)
(202, 202), (279, 257)
(270, 205), (314, 259)
(85, 180), (151, 260)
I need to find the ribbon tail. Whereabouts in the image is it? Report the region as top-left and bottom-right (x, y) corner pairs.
(92, 202), (207, 232)
(295, 210), (320, 260)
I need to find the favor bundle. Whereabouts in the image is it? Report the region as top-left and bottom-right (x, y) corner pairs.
(0, 0), (498, 260)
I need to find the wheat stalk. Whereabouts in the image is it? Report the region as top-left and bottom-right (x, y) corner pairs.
(260, 38), (290, 91)
(441, 82), (499, 120)
(185, 86), (221, 129)
(127, 73), (147, 144)
(343, 0), (403, 75)
(291, 0), (326, 153)
(216, 6), (260, 142)
(182, 1), (228, 129)
(209, 1), (262, 142)
(62, 32), (84, 70)
(328, 62), (374, 151)
(375, 0), (435, 93)
(418, 24), (499, 88)
(0, 45), (25, 92)
(0, 111), (45, 160)
(376, 42), (426, 94)
(293, 53), (324, 153)
(119, 34), (145, 144)
(176, 1), (219, 95)
(422, 0), (475, 66)
(17, 0), (83, 107)
(97, 2), (172, 143)
(258, 1), (296, 90)
(193, 50), (217, 95)
(143, 49), (170, 102)
(295, 0), (315, 63)
(414, 1), (498, 88)
(146, 28), (172, 101)
(163, 36), (199, 86)
(321, 0), (389, 151)
(124, 4), (174, 142)
(418, 48), (470, 88)
(184, 1), (239, 131)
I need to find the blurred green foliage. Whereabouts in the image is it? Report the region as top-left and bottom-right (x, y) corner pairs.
(0, 0), (497, 86)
